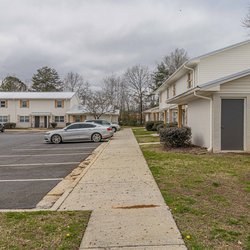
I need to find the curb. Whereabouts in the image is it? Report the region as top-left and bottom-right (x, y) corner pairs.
(49, 140), (110, 211)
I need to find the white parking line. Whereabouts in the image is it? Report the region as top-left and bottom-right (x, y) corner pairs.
(0, 178), (63, 182)
(0, 153), (90, 158)
(0, 162), (79, 167)
(12, 147), (97, 151)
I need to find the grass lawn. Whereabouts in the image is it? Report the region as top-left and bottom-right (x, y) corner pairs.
(132, 127), (160, 143)
(133, 129), (250, 250)
(0, 211), (91, 249)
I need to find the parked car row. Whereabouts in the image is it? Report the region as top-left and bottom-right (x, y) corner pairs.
(44, 119), (120, 144)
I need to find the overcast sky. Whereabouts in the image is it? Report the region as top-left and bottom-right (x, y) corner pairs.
(0, 0), (249, 88)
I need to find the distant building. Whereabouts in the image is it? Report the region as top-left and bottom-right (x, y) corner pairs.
(0, 92), (119, 128)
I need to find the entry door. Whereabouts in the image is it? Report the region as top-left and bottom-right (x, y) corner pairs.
(44, 116), (47, 128)
(34, 116), (40, 128)
(221, 99), (244, 150)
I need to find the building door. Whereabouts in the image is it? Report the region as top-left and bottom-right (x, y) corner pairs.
(221, 99), (244, 150)
(35, 116), (40, 128)
(44, 116), (47, 128)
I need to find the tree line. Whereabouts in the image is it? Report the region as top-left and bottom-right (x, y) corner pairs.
(0, 49), (188, 125)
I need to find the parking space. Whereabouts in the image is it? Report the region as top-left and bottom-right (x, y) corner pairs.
(0, 131), (101, 209)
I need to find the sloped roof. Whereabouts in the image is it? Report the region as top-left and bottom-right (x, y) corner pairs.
(155, 39), (250, 93)
(0, 92), (76, 99)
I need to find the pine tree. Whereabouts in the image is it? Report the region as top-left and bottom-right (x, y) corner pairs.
(32, 66), (63, 92)
(0, 76), (27, 92)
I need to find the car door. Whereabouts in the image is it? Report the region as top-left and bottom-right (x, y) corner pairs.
(62, 124), (82, 141)
(78, 123), (97, 140)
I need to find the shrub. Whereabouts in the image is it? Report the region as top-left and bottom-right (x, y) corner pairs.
(159, 127), (191, 148)
(145, 121), (155, 131)
(3, 122), (16, 129)
(50, 122), (57, 129)
(156, 123), (164, 132)
(152, 121), (164, 131)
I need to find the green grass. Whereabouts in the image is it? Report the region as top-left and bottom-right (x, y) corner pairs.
(136, 141), (250, 250)
(132, 127), (158, 136)
(0, 211), (91, 250)
(132, 127), (160, 143)
(142, 145), (250, 249)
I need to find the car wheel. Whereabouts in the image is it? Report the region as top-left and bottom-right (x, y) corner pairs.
(92, 133), (102, 142)
(51, 134), (62, 144)
(112, 127), (117, 133)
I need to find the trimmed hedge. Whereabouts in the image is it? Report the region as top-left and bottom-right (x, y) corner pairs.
(145, 121), (177, 132)
(159, 127), (191, 148)
(152, 121), (164, 131)
(145, 121), (155, 131)
(3, 122), (16, 129)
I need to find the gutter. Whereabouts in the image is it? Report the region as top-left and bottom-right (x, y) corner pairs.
(194, 90), (213, 152)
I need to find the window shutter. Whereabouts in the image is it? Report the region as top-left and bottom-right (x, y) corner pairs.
(55, 100), (57, 108)
(27, 100), (30, 108)
(17, 115), (20, 122)
(5, 100), (8, 108)
(19, 100), (22, 108)
(62, 100), (64, 108)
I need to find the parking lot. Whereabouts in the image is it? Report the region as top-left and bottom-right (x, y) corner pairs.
(0, 131), (101, 209)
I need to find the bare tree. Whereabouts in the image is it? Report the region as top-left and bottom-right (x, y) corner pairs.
(124, 65), (152, 125)
(63, 72), (89, 95)
(243, 6), (250, 29)
(152, 48), (188, 89)
(84, 90), (114, 119)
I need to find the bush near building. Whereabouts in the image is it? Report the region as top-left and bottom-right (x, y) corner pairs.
(159, 127), (191, 148)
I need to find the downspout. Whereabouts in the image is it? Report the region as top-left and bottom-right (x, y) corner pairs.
(194, 90), (213, 152)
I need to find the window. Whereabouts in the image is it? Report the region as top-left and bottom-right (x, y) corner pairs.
(0, 116), (8, 123)
(0, 100), (7, 108)
(55, 100), (64, 108)
(55, 116), (65, 122)
(67, 124), (80, 130)
(172, 84), (176, 96)
(166, 88), (169, 99)
(75, 115), (81, 122)
(78, 123), (96, 128)
(187, 72), (193, 89)
(20, 100), (29, 108)
(20, 116), (29, 123)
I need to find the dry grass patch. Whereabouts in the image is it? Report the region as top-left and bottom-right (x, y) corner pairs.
(0, 211), (91, 250)
(140, 144), (250, 250)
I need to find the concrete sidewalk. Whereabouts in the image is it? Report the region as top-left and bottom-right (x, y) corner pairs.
(59, 128), (186, 250)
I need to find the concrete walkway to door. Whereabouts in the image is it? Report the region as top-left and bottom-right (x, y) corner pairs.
(59, 128), (186, 250)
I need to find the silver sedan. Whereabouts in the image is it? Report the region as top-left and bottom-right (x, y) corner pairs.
(44, 122), (113, 144)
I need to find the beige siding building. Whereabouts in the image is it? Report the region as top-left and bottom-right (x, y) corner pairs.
(155, 40), (250, 152)
(0, 92), (119, 128)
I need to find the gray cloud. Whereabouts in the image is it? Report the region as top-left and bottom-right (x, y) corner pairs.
(0, 0), (248, 86)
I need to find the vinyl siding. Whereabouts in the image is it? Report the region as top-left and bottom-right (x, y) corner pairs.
(187, 98), (210, 148)
(220, 75), (250, 92)
(198, 42), (250, 84)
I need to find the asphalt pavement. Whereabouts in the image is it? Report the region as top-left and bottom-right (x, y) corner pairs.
(0, 131), (100, 209)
